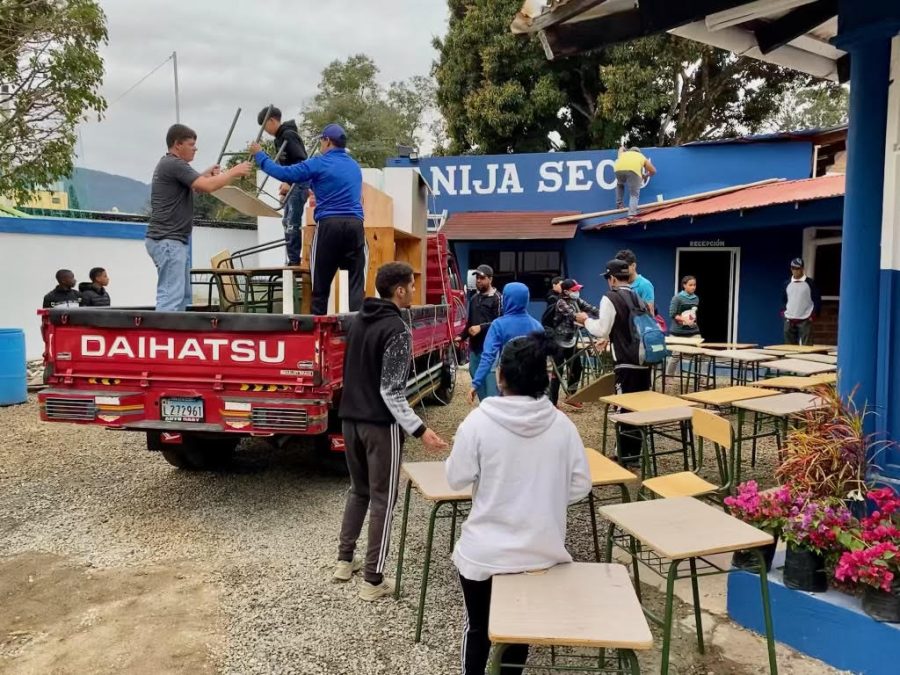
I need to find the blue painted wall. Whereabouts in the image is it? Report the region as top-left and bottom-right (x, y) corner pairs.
(391, 143), (814, 214)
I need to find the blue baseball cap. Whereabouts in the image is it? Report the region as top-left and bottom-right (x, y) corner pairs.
(320, 123), (347, 145)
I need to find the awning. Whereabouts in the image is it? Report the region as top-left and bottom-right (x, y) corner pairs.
(441, 211), (580, 240)
(586, 174), (844, 230)
(512, 1), (846, 81)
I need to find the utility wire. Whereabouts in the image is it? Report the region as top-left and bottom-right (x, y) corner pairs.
(108, 54), (173, 108)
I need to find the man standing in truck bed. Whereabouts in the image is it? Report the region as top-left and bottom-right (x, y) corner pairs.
(251, 123), (366, 315)
(334, 262), (448, 600)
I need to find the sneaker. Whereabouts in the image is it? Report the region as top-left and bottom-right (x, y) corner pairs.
(359, 577), (396, 601)
(563, 398), (584, 410)
(332, 557), (362, 583)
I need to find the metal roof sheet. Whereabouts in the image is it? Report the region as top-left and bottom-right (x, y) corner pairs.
(441, 211), (580, 240)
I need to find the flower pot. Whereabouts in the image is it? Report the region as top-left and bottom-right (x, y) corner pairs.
(783, 544), (828, 592)
(862, 581), (900, 623)
(732, 539), (778, 573)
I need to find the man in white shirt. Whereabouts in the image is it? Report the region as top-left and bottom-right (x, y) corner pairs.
(782, 258), (821, 345)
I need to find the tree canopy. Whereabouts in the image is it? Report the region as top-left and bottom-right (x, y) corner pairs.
(433, 0), (833, 153)
(0, 0), (107, 201)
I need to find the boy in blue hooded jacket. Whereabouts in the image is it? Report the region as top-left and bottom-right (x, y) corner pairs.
(468, 282), (543, 403)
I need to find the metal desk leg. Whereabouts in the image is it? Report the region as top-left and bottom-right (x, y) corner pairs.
(623, 649), (642, 675)
(488, 643), (510, 675)
(602, 404), (611, 456)
(735, 408), (745, 485)
(588, 490), (601, 562)
(415, 500), (445, 643)
(689, 558), (705, 654)
(754, 548), (779, 675)
(649, 428), (659, 478)
(394, 481), (412, 599)
(751, 411), (761, 468)
(660, 560), (680, 675)
(605, 522), (616, 563)
(629, 535), (643, 604)
(450, 502), (458, 552)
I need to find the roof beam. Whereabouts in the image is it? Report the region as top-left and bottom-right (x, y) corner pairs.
(540, 9), (644, 58)
(705, 0), (818, 32)
(638, 0), (748, 32)
(512, 0), (608, 34)
(754, 0), (838, 54)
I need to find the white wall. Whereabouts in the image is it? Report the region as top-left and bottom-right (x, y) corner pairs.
(0, 225), (257, 360)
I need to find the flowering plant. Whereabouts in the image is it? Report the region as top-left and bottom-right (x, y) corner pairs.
(724, 481), (789, 533)
(780, 494), (854, 556)
(834, 487), (900, 592)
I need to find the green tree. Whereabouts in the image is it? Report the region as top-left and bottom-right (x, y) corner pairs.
(767, 82), (849, 131)
(433, 0), (812, 152)
(0, 0), (107, 202)
(298, 54), (435, 167)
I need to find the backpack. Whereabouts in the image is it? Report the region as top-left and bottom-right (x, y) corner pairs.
(621, 289), (667, 365)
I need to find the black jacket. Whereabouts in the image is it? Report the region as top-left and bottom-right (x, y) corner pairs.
(42, 286), (82, 309)
(274, 120), (309, 185)
(79, 282), (111, 307)
(545, 294), (600, 347)
(605, 288), (642, 367)
(460, 289), (502, 353)
(339, 298), (426, 437)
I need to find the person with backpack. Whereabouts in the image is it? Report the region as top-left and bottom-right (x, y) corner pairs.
(543, 279), (598, 407)
(577, 259), (665, 464)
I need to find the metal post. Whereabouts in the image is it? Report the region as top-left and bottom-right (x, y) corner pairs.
(394, 482), (413, 599)
(217, 108), (242, 167)
(172, 51), (180, 123)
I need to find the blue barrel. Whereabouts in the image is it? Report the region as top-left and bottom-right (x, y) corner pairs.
(0, 328), (27, 406)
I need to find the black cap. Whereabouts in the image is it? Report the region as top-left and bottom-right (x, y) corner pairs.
(561, 279), (583, 292)
(790, 257), (804, 268)
(603, 259), (631, 280)
(475, 264), (493, 278)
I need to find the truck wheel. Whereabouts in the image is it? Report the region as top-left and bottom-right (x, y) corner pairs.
(149, 432), (238, 470)
(160, 447), (200, 470)
(430, 351), (457, 406)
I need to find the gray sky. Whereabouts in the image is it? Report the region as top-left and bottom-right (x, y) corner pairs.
(76, 0), (449, 183)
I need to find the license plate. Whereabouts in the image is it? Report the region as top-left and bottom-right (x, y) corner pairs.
(161, 397), (204, 423)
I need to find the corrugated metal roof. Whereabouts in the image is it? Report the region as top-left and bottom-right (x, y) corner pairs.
(441, 211), (580, 240)
(590, 174), (844, 230)
(682, 126), (847, 146)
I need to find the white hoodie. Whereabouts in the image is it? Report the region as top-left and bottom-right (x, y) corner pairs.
(445, 395), (592, 581)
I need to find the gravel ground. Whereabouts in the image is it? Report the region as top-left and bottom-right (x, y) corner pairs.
(0, 372), (844, 675)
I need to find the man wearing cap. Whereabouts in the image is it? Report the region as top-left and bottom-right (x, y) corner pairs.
(782, 258), (821, 345)
(577, 260), (650, 464)
(250, 123), (365, 315)
(457, 264), (503, 400)
(613, 146), (656, 217)
(546, 279), (598, 406)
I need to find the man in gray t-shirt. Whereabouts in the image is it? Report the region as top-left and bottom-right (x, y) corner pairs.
(146, 123), (252, 311)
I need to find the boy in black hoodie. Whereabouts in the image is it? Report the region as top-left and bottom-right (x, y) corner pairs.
(259, 105), (309, 265)
(335, 262), (448, 600)
(79, 267), (111, 307)
(42, 269), (82, 308)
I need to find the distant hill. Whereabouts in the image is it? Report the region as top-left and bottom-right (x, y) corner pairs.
(66, 167), (150, 214)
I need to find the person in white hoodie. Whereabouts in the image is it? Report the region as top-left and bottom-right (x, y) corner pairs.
(445, 331), (592, 675)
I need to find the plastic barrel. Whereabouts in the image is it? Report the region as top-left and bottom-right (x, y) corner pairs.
(0, 328), (27, 406)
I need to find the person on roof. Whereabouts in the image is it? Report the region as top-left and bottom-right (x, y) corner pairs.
(79, 267), (111, 307)
(614, 146), (656, 217)
(251, 123), (365, 315)
(468, 281), (543, 404)
(258, 105), (309, 266)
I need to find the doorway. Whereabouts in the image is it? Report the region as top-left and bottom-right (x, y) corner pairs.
(674, 247), (740, 343)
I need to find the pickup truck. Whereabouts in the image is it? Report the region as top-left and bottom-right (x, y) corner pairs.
(38, 234), (468, 469)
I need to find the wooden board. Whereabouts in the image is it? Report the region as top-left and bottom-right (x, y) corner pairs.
(609, 406), (696, 426)
(763, 344), (832, 354)
(565, 373), (616, 404)
(791, 353), (838, 365)
(402, 461), (472, 501)
(642, 472), (717, 499)
(599, 497), (773, 560)
(585, 449), (639, 486)
(362, 182), (394, 227)
(700, 343), (758, 350)
(489, 563), (653, 650)
(213, 186), (282, 218)
(680, 386), (779, 407)
(599, 391), (697, 413)
(749, 374), (836, 390)
(764, 358), (837, 375)
(732, 392), (827, 417)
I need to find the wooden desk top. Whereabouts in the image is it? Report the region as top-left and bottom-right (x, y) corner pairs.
(665, 336), (705, 346)
(585, 448), (640, 486)
(599, 497), (773, 560)
(402, 462), (472, 502)
(599, 391), (698, 412)
(743, 349), (786, 357)
(791, 353), (838, 365)
(765, 359), (837, 375)
(700, 343), (758, 350)
(700, 349), (777, 362)
(609, 406), (696, 426)
(667, 345), (707, 355)
(764, 344), (832, 354)
(489, 563), (653, 649)
(732, 392), (827, 416)
(680, 386), (779, 407)
(749, 374), (836, 390)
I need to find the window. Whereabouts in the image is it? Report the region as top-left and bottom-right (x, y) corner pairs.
(469, 248), (563, 299)
(51, 196), (61, 204)
(803, 227), (842, 300)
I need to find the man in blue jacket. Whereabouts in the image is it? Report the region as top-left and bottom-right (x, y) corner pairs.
(468, 282), (543, 404)
(251, 123), (365, 315)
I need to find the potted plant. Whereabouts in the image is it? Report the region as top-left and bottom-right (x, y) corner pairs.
(834, 487), (900, 622)
(780, 494), (853, 592)
(724, 481), (788, 572)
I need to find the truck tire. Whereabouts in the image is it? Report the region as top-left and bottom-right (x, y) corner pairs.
(430, 350), (457, 406)
(149, 432), (238, 471)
